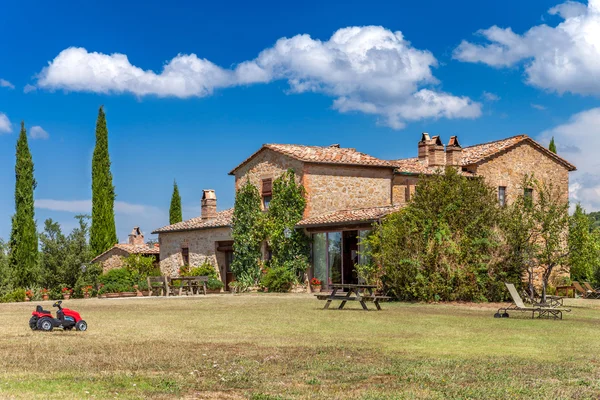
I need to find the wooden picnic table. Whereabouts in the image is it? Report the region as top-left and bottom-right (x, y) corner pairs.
(556, 285), (575, 298)
(315, 283), (390, 311)
(168, 276), (208, 296)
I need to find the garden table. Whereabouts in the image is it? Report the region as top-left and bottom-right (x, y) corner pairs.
(556, 285), (575, 298)
(315, 283), (389, 311)
(168, 276), (208, 296)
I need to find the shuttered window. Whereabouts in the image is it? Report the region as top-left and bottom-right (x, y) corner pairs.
(181, 247), (189, 265)
(262, 178), (272, 196)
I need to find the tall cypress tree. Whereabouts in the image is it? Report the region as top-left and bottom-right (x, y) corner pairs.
(90, 106), (117, 256)
(169, 180), (182, 224)
(9, 122), (38, 287)
(549, 137), (557, 154)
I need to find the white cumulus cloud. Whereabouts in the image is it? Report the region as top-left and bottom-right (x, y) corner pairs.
(0, 113), (12, 134)
(30, 126), (49, 140)
(0, 79), (14, 89)
(539, 107), (600, 211)
(34, 26), (481, 129)
(454, 0), (600, 96)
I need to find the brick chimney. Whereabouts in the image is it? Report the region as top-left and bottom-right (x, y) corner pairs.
(445, 136), (462, 166)
(128, 227), (145, 245)
(418, 133), (430, 162)
(427, 135), (445, 167)
(201, 189), (217, 220)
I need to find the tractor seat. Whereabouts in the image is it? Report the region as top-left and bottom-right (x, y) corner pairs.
(36, 305), (51, 314)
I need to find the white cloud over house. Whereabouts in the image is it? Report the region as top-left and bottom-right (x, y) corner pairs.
(0, 79), (14, 89)
(538, 107), (600, 211)
(454, 0), (600, 96)
(30, 125), (49, 140)
(0, 113), (12, 134)
(34, 26), (481, 129)
(35, 199), (167, 241)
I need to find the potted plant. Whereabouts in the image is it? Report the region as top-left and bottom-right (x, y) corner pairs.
(82, 285), (93, 299)
(206, 277), (224, 294)
(41, 288), (49, 301)
(310, 277), (322, 292)
(25, 290), (33, 302)
(61, 287), (73, 300)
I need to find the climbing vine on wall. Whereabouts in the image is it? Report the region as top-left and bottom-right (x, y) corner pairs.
(231, 179), (263, 284)
(267, 169), (310, 277)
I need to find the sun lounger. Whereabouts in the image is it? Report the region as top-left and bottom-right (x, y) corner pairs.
(573, 281), (600, 299)
(583, 282), (600, 298)
(521, 288), (565, 307)
(495, 283), (569, 320)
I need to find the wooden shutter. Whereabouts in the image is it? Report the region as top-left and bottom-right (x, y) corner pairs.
(262, 178), (272, 196)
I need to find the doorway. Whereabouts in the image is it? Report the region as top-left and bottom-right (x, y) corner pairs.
(342, 230), (359, 285)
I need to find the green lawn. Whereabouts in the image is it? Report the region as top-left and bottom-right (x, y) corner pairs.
(1, 294), (599, 399)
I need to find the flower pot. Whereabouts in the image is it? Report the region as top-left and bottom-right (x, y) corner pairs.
(62, 294), (70, 300)
(42, 295), (49, 301)
(120, 292), (137, 297)
(105, 292), (120, 298)
(24, 297), (30, 302)
(206, 289), (221, 294)
(312, 285), (321, 292)
(83, 293), (90, 299)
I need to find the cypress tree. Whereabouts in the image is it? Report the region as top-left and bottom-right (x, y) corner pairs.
(9, 121), (38, 287)
(169, 180), (182, 224)
(549, 137), (557, 154)
(90, 106), (117, 256)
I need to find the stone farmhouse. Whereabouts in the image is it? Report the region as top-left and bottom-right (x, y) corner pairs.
(152, 134), (576, 291)
(92, 227), (160, 273)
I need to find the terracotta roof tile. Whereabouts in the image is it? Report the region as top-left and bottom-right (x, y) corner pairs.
(296, 206), (401, 228)
(152, 208), (233, 234)
(392, 135), (576, 174)
(91, 243), (159, 263)
(229, 144), (394, 174)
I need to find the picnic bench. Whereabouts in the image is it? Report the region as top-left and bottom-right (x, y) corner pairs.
(147, 276), (209, 296)
(315, 283), (390, 311)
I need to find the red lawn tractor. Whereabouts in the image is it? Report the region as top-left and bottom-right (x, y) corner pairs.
(29, 300), (87, 332)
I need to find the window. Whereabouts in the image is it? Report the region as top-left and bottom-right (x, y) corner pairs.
(498, 186), (506, 207)
(262, 178), (272, 210)
(181, 247), (189, 265)
(524, 188), (533, 200)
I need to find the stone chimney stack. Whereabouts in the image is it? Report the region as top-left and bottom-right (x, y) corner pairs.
(418, 133), (430, 162)
(201, 189), (217, 220)
(427, 135), (445, 167)
(445, 136), (463, 166)
(128, 227), (145, 246)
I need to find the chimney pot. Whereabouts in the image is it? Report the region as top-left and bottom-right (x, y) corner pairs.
(128, 227), (145, 246)
(428, 136), (445, 167)
(201, 189), (217, 220)
(445, 135), (463, 166)
(329, 144), (340, 148)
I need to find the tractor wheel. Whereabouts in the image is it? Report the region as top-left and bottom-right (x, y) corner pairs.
(37, 317), (54, 332)
(29, 316), (38, 330)
(75, 320), (87, 332)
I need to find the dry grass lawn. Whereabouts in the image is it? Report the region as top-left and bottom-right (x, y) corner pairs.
(1, 294), (600, 399)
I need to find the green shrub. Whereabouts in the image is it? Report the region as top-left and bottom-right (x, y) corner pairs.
(261, 266), (296, 292)
(181, 260), (217, 278)
(206, 277), (224, 290)
(0, 288), (26, 303)
(98, 268), (134, 293)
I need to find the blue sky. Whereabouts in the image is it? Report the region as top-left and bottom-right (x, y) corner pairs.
(1, 0), (599, 242)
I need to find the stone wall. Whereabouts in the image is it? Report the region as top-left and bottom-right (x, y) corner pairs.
(233, 148), (304, 201)
(392, 175), (419, 205)
(94, 248), (130, 273)
(158, 227), (232, 279)
(475, 141), (570, 205)
(303, 164), (393, 217)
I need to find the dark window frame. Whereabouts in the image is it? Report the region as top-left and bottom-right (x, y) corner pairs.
(181, 247), (190, 265)
(498, 186), (506, 207)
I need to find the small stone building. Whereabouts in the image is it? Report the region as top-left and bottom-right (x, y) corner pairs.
(91, 227), (160, 273)
(153, 134), (576, 290)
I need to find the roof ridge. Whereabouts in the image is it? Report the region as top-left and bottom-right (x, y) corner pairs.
(461, 134), (528, 149)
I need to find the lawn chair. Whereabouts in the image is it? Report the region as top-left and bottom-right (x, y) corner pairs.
(147, 276), (169, 297)
(495, 283), (569, 320)
(573, 281), (600, 299)
(583, 282), (600, 298)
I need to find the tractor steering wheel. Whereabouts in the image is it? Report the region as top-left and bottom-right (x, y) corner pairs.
(52, 300), (63, 309)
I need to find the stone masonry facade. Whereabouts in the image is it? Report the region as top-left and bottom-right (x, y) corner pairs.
(155, 134), (575, 288)
(158, 227), (231, 279)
